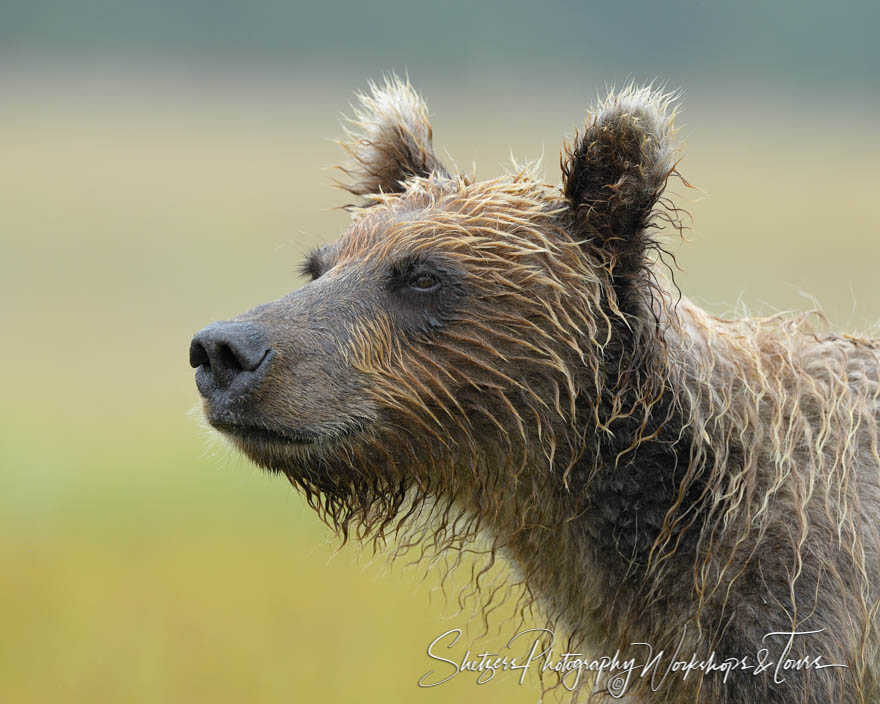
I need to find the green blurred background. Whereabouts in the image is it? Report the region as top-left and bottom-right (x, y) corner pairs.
(1, 2), (878, 702)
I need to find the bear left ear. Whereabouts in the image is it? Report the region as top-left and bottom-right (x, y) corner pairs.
(561, 86), (681, 285)
(338, 76), (449, 198)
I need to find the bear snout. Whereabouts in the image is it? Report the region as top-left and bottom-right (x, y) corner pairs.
(189, 321), (274, 409)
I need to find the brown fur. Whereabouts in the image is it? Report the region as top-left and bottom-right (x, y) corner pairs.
(194, 77), (880, 703)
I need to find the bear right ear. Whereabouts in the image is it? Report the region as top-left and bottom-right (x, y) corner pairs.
(338, 76), (449, 199)
(561, 86), (681, 288)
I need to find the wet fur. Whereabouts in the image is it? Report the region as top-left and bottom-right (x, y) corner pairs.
(214, 78), (880, 703)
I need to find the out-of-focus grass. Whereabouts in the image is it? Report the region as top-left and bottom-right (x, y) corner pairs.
(1, 72), (878, 703)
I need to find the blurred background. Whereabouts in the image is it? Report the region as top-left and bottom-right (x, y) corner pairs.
(1, 1), (878, 702)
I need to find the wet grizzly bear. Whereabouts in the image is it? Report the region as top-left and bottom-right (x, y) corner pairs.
(190, 77), (880, 703)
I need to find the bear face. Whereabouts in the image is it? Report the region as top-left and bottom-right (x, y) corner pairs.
(190, 77), (682, 537)
(190, 78), (880, 703)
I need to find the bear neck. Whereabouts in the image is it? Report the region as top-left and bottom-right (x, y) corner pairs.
(496, 294), (713, 650)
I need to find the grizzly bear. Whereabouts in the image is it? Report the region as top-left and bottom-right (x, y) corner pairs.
(190, 77), (880, 703)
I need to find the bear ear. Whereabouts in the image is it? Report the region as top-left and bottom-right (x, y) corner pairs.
(338, 76), (449, 198)
(561, 85), (681, 284)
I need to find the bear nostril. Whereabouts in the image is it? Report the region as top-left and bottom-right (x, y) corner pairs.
(189, 340), (210, 369)
(217, 342), (244, 374)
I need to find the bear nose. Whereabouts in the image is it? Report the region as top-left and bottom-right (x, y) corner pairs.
(190, 322), (273, 402)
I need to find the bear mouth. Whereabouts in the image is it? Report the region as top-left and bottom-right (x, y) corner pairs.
(211, 420), (319, 446)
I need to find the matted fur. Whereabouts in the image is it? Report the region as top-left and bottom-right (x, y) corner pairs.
(199, 78), (880, 703)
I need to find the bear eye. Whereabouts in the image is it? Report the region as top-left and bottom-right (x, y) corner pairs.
(409, 273), (440, 292)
